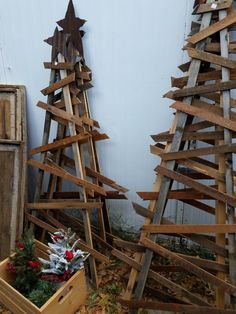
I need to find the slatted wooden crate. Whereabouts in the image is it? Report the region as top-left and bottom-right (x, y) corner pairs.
(0, 241), (87, 314)
(0, 85), (25, 141)
(0, 85), (27, 260)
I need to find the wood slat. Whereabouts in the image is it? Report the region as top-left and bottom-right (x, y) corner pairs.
(37, 101), (83, 127)
(160, 143), (236, 160)
(134, 199), (215, 217)
(118, 299), (236, 313)
(28, 159), (106, 196)
(43, 62), (74, 70)
(188, 47), (236, 69)
(30, 132), (91, 155)
(188, 11), (236, 44)
(165, 80), (236, 99)
(38, 101), (99, 129)
(112, 249), (211, 306)
(171, 69), (233, 88)
(26, 201), (103, 209)
(114, 238), (228, 273)
(171, 101), (236, 132)
(85, 167), (128, 193)
(152, 130), (230, 142)
(157, 165), (236, 207)
(185, 120), (214, 132)
(141, 238), (236, 295)
(137, 190), (213, 200)
(41, 72), (75, 95)
(142, 224), (236, 234)
(205, 42), (236, 53)
(193, 0), (233, 14)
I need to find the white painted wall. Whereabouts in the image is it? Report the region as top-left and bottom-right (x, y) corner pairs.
(0, 0), (194, 231)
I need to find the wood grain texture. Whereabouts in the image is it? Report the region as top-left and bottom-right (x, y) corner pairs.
(165, 80), (236, 99)
(188, 48), (236, 69)
(193, 0), (233, 14)
(28, 159), (106, 196)
(113, 249), (211, 306)
(41, 72), (75, 95)
(157, 165), (236, 207)
(141, 238), (236, 295)
(119, 299), (236, 313)
(26, 201), (103, 209)
(171, 101), (236, 132)
(30, 132), (91, 155)
(188, 11), (236, 44)
(142, 224), (236, 234)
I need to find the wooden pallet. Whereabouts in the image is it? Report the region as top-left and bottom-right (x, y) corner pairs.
(26, 0), (127, 287)
(114, 0), (236, 312)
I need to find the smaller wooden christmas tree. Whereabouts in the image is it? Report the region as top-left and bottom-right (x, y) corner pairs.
(26, 0), (128, 287)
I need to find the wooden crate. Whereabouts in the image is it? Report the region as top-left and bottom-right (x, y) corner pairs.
(0, 85), (27, 260)
(0, 85), (26, 141)
(0, 241), (87, 314)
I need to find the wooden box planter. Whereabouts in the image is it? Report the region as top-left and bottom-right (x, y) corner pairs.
(0, 241), (87, 314)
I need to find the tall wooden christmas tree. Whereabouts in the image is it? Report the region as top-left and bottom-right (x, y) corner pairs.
(26, 0), (127, 287)
(113, 0), (236, 312)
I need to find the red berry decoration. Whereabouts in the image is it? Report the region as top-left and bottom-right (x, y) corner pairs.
(28, 260), (41, 268)
(6, 262), (16, 273)
(16, 242), (25, 250)
(65, 250), (74, 261)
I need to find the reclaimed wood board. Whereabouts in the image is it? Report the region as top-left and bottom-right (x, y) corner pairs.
(0, 85), (26, 260)
(188, 11), (236, 44)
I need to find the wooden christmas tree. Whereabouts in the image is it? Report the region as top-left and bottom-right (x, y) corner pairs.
(114, 0), (236, 312)
(26, 0), (128, 287)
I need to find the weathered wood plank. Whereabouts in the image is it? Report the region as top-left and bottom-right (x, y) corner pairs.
(205, 42), (236, 53)
(137, 190), (213, 200)
(112, 249), (211, 306)
(142, 224), (236, 234)
(185, 120), (214, 132)
(165, 80), (236, 99)
(151, 130), (232, 142)
(30, 132), (91, 155)
(43, 62), (74, 70)
(41, 72), (75, 95)
(188, 11), (236, 44)
(159, 143), (236, 160)
(192, 99), (236, 122)
(37, 101), (99, 128)
(111, 249), (208, 305)
(188, 47), (236, 69)
(28, 159), (106, 196)
(119, 299), (236, 313)
(114, 238), (228, 273)
(141, 238), (236, 295)
(37, 101), (83, 127)
(26, 201), (103, 209)
(157, 165), (236, 207)
(85, 167), (128, 193)
(172, 70), (222, 88)
(171, 101), (236, 132)
(193, 0), (233, 15)
(172, 68), (236, 88)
